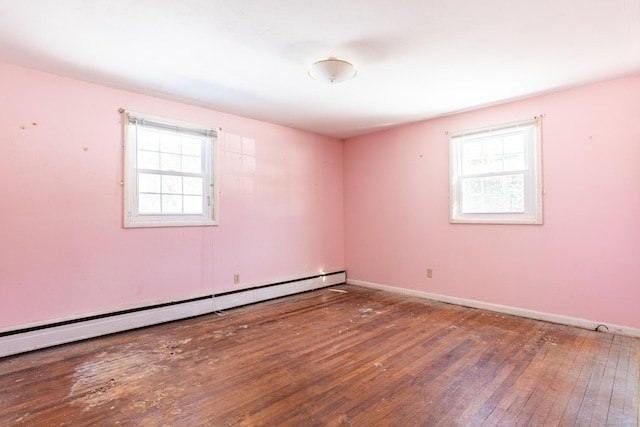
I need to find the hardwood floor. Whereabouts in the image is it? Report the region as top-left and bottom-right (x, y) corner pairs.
(0, 284), (638, 426)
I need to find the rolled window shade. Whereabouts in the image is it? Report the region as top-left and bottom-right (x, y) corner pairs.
(126, 112), (217, 138)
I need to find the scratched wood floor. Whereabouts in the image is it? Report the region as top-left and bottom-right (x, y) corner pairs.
(0, 284), (638, 426)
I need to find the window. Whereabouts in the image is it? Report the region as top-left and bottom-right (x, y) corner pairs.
(449, 116), (543, 224)
(123, 111), (219, 228)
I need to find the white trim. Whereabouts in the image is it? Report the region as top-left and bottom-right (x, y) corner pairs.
(0, 271), (346, 358)
(348, 279), (640, 338)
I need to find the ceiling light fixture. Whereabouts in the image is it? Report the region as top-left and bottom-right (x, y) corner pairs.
(308, 58), (357, 84)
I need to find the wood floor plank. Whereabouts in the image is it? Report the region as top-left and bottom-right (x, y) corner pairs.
(467, 321), (552, 426)
(624, 338), (640, 426)
(603, 334), (633, 426)
(574, 334), (616, 426)
(528, 329), (589, 426)
(425, 315), (540, 426)
(0, 284), (637, 426)
(511, 324), (586, 426)
(589, 334), (622, 427)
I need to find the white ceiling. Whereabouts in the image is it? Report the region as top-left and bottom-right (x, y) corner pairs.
(1, 0), (639, 138)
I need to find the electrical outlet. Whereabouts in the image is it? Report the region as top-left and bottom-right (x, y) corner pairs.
(427, 268), (433, 278)
(234, 274), (240, 284)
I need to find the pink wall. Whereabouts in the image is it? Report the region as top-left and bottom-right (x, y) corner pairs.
(344, 74), (640, 330)
(0, 62), (344, 329)
(2, 59), (638, 332)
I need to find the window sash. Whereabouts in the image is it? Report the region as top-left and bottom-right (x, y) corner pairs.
(123, 111), (219, 228)
(449, 117), (542, 224)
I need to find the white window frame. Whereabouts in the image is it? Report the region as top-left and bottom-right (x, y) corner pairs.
(449, 116), (543, 225)
(123, 111), (220, 228)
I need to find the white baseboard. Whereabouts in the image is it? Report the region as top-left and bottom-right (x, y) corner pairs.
(348, 279), (640, 338)
(0, 271), (346, 358)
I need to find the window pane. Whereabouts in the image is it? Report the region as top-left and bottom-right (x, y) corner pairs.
(503, 134), (525, 170)
(160, 153), (181, 172)
(482, 137), (502, 155)
(503, 134), (524, 153)
(484, 155), (504, 173)
(139, 194), (161, 213)
(504, 152), (525, 170)
(483, 176), (503, 194)
(138, 173), (160, 193)
(183, 196), (203, 213)
(462, 174), (524, 213)
(160, 134), (181, 154)
(138, 150), (159, 170)
(462, 140), (483, 175)
(461, 131), (529, 175)
(506, 174), (524, 193)
(137, 129), (159, 151)
(463, 194), (482, 213)
(182, 155), (201, 174)
(162, 175), (182, 195)
(463, 178), (482, 195)
(182, 138), (202, 156)
(162, 195), (182, 213)
(482, 195), (503, 212)
(505, 192), (524, 212)
(462, 139), (482, 156)
(184, 177), (203, 195)
(504, 175), (525, 212)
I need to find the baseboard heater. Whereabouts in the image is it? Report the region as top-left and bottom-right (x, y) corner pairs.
(0, 270), (346, 358)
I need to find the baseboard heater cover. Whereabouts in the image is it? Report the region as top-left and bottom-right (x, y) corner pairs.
(0, 270), (346, 358)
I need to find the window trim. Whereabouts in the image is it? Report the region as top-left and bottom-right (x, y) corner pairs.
(123, 111), (220, 228)
(449, 116), (543, 225)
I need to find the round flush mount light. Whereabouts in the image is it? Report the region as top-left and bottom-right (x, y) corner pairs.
(308, 58), (357, 84)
